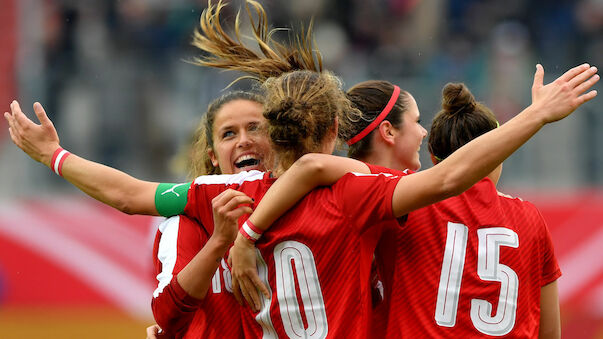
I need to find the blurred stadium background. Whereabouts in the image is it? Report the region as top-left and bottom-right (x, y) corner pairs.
(0, 0), (601, 338)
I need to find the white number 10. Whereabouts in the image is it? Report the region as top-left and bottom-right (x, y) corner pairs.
(435, 222), (519, 336)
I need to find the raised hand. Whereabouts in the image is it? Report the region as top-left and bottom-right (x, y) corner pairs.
(531, 63), (599, 124)
(4, 101), (60, 167)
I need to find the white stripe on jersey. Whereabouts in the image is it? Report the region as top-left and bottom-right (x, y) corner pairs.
(350, 172), (396, 177)
(153, 216), (180, 298)
(193, 170), (265, 186)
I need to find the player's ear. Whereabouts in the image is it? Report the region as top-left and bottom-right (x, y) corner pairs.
(208, 148), (219, 167)
(378, 120), (396, 146)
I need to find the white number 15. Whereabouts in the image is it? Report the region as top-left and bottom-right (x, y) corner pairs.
(435, 222), (519, 336)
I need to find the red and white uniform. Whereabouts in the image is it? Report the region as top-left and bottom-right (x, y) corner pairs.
(376, 177), (561, 338)
(184, 170), (403, 338)
(151, 215), (243, 338)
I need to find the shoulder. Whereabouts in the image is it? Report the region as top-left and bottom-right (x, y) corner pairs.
(496, 190), (539, 211)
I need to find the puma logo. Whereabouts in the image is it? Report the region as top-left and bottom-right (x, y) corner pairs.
(161, 183), (188, 197)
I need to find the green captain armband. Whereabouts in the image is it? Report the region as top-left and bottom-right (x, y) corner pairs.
(155, 182), (192, 216)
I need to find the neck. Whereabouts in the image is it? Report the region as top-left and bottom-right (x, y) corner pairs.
(485, 169), (501, 186)
(361, 153), (394, 170)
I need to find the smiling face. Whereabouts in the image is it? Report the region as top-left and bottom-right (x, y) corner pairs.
(392, 94), (428, 171)
(208, 99), (273, 174)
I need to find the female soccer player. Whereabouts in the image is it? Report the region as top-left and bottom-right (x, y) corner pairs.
(150, 90), (272, 337)
(347, 81), (562, 337)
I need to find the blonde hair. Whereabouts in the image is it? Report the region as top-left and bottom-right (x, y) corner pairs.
(190, 0), (360, 171)
(262, 70), (358, 170)
(192, 0), (322, 83)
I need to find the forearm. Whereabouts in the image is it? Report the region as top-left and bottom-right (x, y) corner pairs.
(248, 153), (369, 232)
(60, 154), (159, 215)
(176, 236), (230, 299)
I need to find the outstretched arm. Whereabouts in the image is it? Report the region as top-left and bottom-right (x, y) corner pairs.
(5, 101), (159, 215)
(390, 63), (598, 217)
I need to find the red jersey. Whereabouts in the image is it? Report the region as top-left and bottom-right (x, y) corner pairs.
(183, 170), (402, 338)
(151, 215), (243, 338)
(378, 178), (561, 338)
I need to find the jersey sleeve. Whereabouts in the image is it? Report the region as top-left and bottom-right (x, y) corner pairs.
(538, 211), (562, 286)
(333, 172), (401, 233)
(151, 215), (208, 336)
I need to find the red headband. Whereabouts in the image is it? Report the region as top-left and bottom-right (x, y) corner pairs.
(347, 85), (400, 146)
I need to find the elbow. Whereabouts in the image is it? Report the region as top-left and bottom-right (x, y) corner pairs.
(113, 199), (137, 215)
(111, 190), (144, 215)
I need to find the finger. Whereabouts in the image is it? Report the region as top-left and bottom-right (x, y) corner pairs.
(11, 101), (35, 129)
(5, 111), (15, 131)
(33, 102), (53, 126)
(251, 273), (270, 298)
(575, 90), (598, 106)
(238, 279), (253, 309)
(9, 102), (23, 130)
(231, 276), (244, 305)
(8, 126), (21, 146)
(240, 277), (259, 311)
(226, 206), (253, 220)
(222, 194), (254, 212)
(6, 113), (22, 143)
(221, 190), (254, 206)
(241, 273), (262, 311)
(557, 63), (590, 83)
(532, 64), (544, 91)
(573, 73), (600, 95)
(212, 189), (253, 210)
(248, 283), (262, 312)
(567, 66), (598, 89)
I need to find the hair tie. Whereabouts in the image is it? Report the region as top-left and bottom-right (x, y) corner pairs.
(347, 85), (400, 146)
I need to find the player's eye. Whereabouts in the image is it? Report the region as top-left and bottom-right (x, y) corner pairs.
(222, 130), (235, 139)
